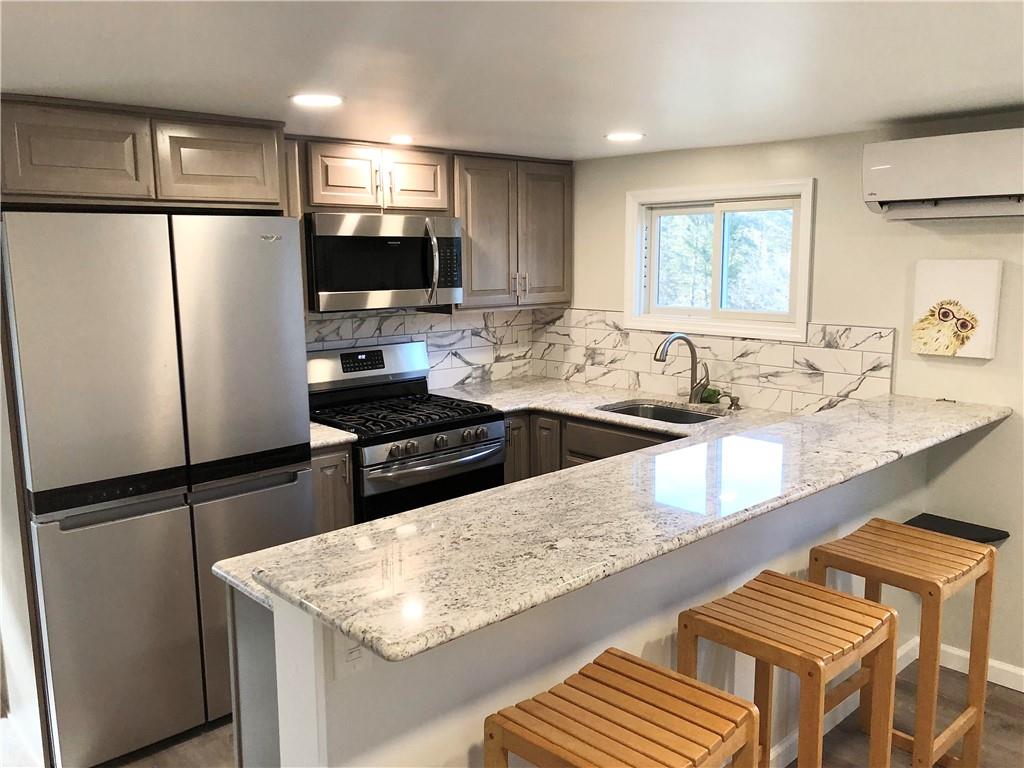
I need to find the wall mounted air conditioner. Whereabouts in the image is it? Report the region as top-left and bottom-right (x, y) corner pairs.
(863, 128), (1023, 219)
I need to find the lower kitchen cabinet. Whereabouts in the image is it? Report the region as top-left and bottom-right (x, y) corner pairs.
(504, 416), (531, 483)
(504, 413), (671, 482)
(562, 418), (668, 466)
(311, 450), (354, 532)
(530, 414), (562, 476)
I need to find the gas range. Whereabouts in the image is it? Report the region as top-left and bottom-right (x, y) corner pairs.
(308, 341), (506, 523)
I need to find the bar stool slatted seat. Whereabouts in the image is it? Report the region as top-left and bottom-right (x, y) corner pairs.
(810, 518), (995, 768)
(678, 571), (898, 768)
(484, 648), (759, 767)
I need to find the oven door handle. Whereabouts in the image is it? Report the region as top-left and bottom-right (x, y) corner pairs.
(366, 442), (503, 483)
(425, 216), (440, 304)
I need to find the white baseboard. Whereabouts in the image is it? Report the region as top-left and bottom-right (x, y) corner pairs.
(766, 638), (1024, 767)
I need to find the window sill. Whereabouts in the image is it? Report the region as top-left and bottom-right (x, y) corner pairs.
(624, 312), (809, 343)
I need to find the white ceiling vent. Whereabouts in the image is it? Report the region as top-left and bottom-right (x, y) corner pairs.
(864, 128), (1023, 219)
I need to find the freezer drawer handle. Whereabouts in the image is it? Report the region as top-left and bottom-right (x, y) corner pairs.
(190, 468), (308, 505)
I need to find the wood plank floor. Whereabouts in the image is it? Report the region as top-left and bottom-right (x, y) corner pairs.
(102, 663), (1021, 767)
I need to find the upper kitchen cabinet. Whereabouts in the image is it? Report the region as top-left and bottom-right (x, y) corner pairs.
(308, 142), (381, 207)
(517, 161), (572, 306)
(454, 156), (573, 308)
(1, 103), (156, 199)
(455, 155), (518, 307)
(154, 120), (282, 203)
(308, 141), (450, 210)
(384, 148), (450, 209)
(1, 98), (285, 207)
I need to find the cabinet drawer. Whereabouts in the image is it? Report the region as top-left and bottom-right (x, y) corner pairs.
(562, 419), (667, 462)
(1, 104), (155, 198)
(154, 120), (281, 202)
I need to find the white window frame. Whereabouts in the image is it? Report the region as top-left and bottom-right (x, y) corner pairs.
(624, 179), (815, 342)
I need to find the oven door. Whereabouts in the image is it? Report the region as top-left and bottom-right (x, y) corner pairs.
(308, 213), (462, 311)
(357, 439), (505, 523)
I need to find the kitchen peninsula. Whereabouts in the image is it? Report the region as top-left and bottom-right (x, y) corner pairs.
(214, 385), (1010, 767)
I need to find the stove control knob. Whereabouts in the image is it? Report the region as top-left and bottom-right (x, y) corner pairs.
(404, 440), (418, 455)
(387, 443), (403, 459)
(434, 434), (448, 449)
(475, 426), (489, 441)
(461, 429), (474, 443)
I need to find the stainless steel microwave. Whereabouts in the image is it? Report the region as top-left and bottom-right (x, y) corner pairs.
(306, 213), (463, 312)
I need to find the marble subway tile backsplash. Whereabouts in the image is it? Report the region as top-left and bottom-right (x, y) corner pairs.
(306, 308), (535, 390)
(307, 306), (895, 415)
(529, 309), (896, 414)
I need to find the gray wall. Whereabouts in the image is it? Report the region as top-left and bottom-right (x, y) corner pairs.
(570, 112), (1024, 668)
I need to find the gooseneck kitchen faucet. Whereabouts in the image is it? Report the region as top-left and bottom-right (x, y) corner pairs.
(653, 332), (710, 403)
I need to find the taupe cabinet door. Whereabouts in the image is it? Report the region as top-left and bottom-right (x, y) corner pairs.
(517, 161), (573, 305)
(312, 450), (354, 531)
(530, 414), (562, 476)
(384, 149), (450, 210)
(309, 142), (450, 210)
(308, 142), (381, 207)
(1, 104), (155, 198)
(504, 416), (531, 483)
(154, 120), (281, 202)
(455, 156), (518, 307)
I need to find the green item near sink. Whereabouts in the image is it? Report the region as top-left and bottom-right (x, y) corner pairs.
(701, 387), (721, 404)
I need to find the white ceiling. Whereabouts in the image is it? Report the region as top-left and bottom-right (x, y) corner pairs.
(2, 2), (1022, 160)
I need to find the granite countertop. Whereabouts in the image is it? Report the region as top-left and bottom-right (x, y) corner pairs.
(220, 378), (776, 607)
(310, 421), (357, 451)
(215, 387), (1010, 659)
(433, 376), (785, 436)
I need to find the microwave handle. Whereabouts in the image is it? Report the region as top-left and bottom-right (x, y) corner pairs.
(425, 216), (440, 303)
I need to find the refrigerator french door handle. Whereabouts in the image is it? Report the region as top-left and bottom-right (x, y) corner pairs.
(425, 216), (440, 304)
(189, 467), (310, 506)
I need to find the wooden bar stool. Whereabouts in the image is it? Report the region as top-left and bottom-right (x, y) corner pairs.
(484, 647), (759, 767)
(678, 570), (898, 768)
(809, 518), (996, 768)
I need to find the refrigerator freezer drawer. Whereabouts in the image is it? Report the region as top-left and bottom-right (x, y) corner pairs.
(32, 503), (205, 768)
(193, 467), (315, 719)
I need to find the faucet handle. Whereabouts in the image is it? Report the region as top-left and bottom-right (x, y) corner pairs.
(697, 361), (710, 385)
(717, 391), (742, 411)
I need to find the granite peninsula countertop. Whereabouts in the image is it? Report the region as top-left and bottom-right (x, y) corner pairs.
(217, 388), (1010, 655)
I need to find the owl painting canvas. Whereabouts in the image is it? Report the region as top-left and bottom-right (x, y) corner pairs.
(911, 260), (1002, 359)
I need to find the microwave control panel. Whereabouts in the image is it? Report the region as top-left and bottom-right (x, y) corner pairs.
(437, 238), (462, 289)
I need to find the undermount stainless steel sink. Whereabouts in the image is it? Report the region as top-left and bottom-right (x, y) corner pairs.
(597, 401), (721, 424)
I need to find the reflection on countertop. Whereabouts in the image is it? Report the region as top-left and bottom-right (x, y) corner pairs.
(215, 388), (1010, 662)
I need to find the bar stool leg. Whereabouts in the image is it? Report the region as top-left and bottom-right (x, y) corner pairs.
(483, 717), (509, 768)
(754, 660), (774, 768)
(961, 563), (995, 767)
(913, 593), (943, 768)
(735, 720), (760, 768)
(858, 577), (882, 735)
(677, 615), (698, 677)
(797, 665), (826, 768)
(867, 627), (897, 768)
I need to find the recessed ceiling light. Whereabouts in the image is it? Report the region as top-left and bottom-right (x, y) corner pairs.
(605, 132), (645, 142)
(291, 93), (342, 108)
(389, 134), (414, 145)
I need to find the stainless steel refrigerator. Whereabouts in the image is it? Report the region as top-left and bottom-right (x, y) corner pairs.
(2, 212), (315, 767)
